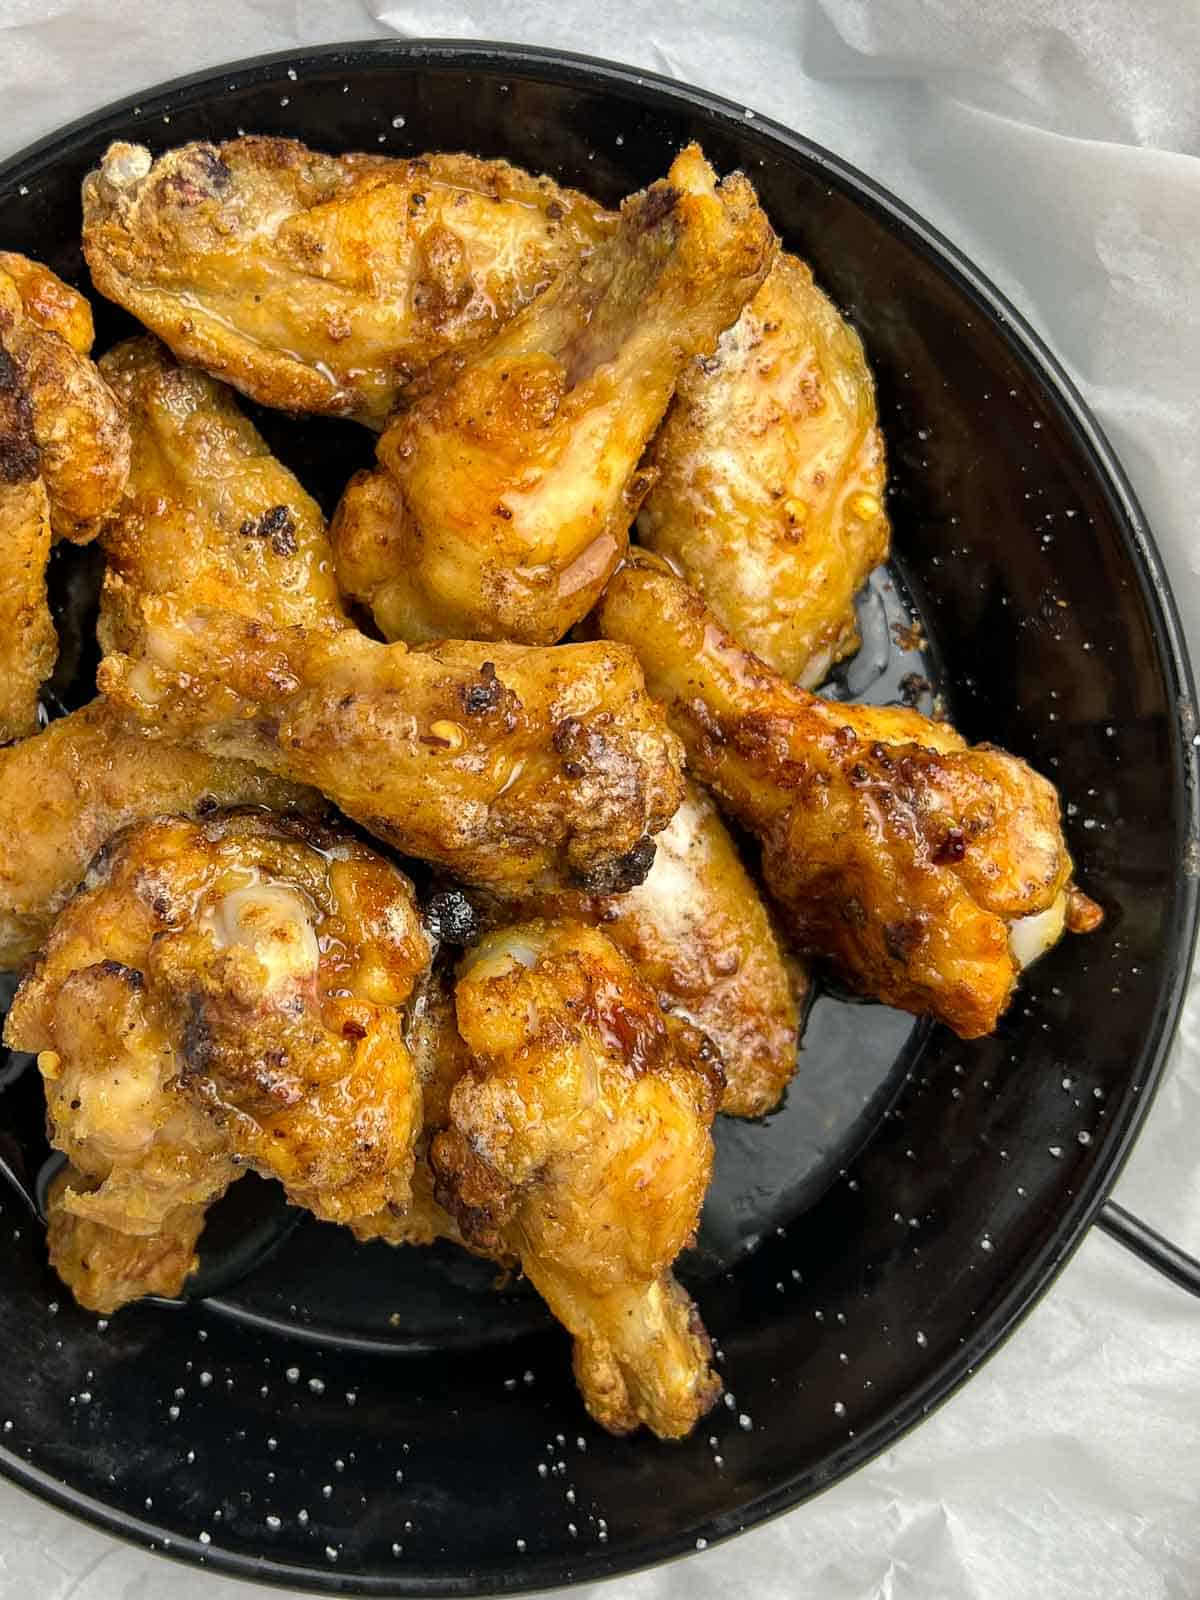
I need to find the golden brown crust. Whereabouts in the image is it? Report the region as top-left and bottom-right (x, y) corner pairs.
(0, 477), (55, 742)
(431, 919), (722, 1438)
(638, 252), (891, 685)
(599, 557), (1077, 1037)
(98, 605), (685, 895)
(333, 144), (777, 645)
(83, 138), (615, 426)
(45, 1165), (209, 1313)
(0, 255), (130, 741)
(348, 962), (475, 1249)
(0, 699), (323, 969)
(97, 337), (345, 654)
(0, 256), (128, 544)
(0, 253), (94, 353)
(488, 782), (804, 1117)
(6, 810), (430, 1310)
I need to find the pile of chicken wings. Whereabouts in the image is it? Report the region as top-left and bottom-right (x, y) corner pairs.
(0, 134), (1100, 1440)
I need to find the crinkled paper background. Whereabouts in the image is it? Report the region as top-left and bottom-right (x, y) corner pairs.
(0, 3), (1196, 1596)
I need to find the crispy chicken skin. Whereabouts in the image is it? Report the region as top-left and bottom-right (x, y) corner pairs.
(486, 782), (804, 1117)
(0, 253), (129, 543)
(332, 144), (777, 646)
(431, 920), (723, 1438)
(82, 138), (614, 427)
(0, 252), (95, 355)
(0, 700), (322, 969)
(0, 255), (129, 738)
(44, 1163), (210, 1314)
(99, 604), (685, 895)
(599, 557), (1096, 1037)
(5, 810), (430, 1311)
(97, 337), (345, 654)
(349, 961), (471, 1249)
(0, 477), (55, 743)
(638, 253), (891, 685)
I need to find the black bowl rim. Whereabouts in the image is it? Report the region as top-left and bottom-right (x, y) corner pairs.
(0, 36), (1196, 1599)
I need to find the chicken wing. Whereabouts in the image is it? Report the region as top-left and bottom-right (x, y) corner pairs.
(637, 252), (890, 685)
(97, 337), (345, 654)
(44, 1162), (210, 1315)
(0, 252), (95, 354)
(598, 557), (1100, 1037)
(0, 256), (128, 738)
(349, 960), (471, 1249)
(431, 920), (723, 1438)
(82, 138), (614, 427)
(98, 603), (684, 895)
(0, 253), (128, 542)
(6, 810), (430, 1311)
(0, 476), (54, 743)
(485, 781), (805, 1117)
(331, 144), (777, 645)
(0, 699), (323, 969)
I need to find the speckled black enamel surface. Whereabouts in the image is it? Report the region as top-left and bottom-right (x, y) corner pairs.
(0, 40), (1194, 1597)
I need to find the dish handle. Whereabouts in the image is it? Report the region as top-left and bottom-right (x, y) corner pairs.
(1096, 1201), (1200, 1298)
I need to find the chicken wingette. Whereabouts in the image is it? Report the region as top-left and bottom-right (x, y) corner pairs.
(82, 138), (614, 426)
(6, 810), (430, 1312)
(598, 556), (1101, 1037)
(99, 603), (684, 895)
(432, 919), (723, 1438)
(637, 252), (890, 685)
(97, 336), (346, 654)
(332, 143), (777, 645)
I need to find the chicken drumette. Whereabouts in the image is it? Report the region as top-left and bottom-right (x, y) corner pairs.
(6, 810), (430, 1312)
(598, 556), (1101, 1037)
(97, 337), (345, 653)
(332, 144), (776, 645)
(484, 781), (805, 1117)
(637, 252), (891, 686)
(99, 605), (684, 895)
(83, 138), (614, 427)
(431, 920), (723, 1438)
(0, 254), (129, 739)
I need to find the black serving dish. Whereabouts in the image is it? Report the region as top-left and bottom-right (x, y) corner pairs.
(0, 39), (1195, 1597)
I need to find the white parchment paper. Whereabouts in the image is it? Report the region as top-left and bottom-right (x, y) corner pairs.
(0, 4), (1196, 1597)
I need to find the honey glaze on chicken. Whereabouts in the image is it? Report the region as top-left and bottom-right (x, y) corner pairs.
(5, 810), (430, 1312)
